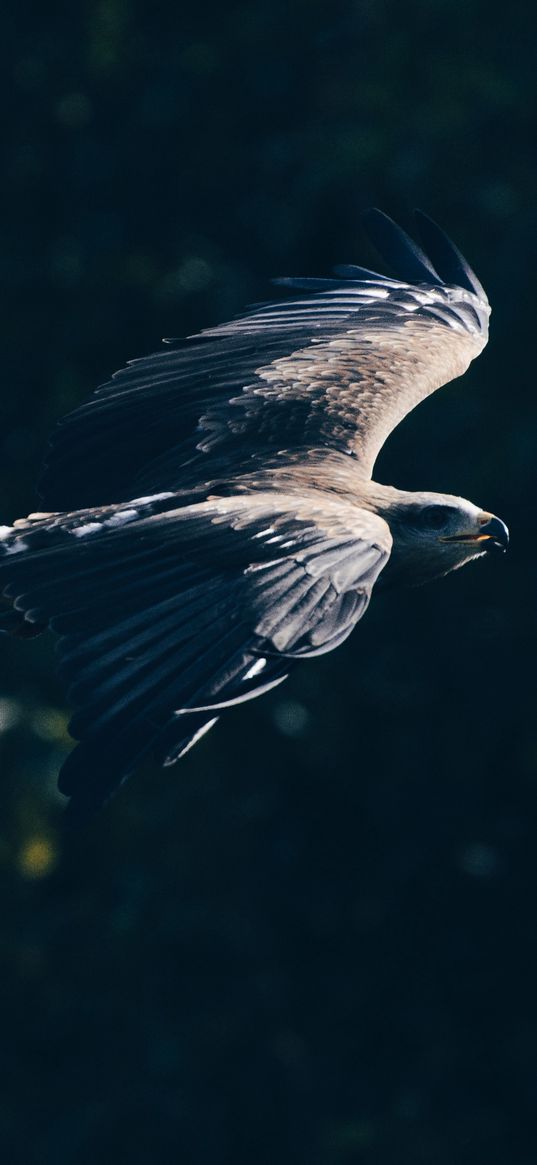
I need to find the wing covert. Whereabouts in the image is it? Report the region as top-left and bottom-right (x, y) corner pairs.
(38, 210), (490, 508)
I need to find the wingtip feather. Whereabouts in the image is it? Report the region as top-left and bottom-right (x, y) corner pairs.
(363, 207), (443, 286)
(413, 209), (487, 300)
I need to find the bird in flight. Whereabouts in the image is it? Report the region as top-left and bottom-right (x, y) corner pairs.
(0, 210), (508, 820)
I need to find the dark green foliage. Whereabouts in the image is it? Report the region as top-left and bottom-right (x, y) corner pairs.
(0, 1), (535, 1161)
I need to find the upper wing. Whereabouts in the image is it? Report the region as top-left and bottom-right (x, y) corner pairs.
(0, 492), (391, 818)
(38, 211), (490, 510)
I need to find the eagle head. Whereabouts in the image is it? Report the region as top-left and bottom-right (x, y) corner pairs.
(363, 486), (509, 587)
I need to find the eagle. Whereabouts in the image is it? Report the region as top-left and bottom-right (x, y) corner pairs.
(0, 209), (508, 820)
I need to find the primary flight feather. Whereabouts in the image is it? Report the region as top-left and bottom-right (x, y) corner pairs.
(0, 209), (508, 820)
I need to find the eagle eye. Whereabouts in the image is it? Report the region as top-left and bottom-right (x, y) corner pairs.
(422, 504), (453, 531)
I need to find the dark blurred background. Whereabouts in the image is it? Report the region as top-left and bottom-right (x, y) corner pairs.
(1, 2), (536, 1162)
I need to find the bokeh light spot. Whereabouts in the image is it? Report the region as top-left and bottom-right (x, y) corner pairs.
(272, 699), (311, 738)
(17, 837), (58, 881)
(0, 698), (21, 734)
(31, 706), (71, 744)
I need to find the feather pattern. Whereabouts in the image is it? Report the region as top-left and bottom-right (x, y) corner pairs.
(38, 211), (489, 508)
(0, 210), (493, 819)
(0, 492), (391, 816)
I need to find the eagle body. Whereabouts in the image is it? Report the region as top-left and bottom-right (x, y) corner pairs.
(0, 210), (508, 819)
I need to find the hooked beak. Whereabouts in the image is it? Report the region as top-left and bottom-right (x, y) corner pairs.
(441, 513), (509, 553)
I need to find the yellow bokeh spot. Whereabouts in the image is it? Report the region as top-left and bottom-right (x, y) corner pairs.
(17, 837), (57, 880)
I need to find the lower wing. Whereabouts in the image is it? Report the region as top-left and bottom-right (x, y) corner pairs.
(0, 492), (391, 820)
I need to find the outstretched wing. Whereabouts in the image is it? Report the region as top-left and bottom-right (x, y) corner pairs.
(0, 493), (391, 818)
(38, 211), (490, 510)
